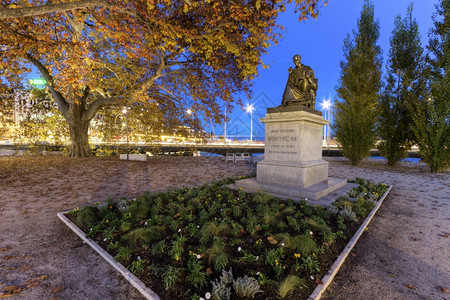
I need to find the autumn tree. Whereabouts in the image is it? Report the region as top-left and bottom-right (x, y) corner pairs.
(1, 0), (327, 157)
(409, 0), (449, 173)
(378, 3), (425, 166)
(333, 0), (382, 165)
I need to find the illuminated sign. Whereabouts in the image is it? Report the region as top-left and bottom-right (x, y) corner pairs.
(29, 79), (47, 85)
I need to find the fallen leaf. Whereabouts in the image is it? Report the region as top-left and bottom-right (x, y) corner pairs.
(386, 244), (395, 248)
(4, 267), (16, 271)
(17, 265), (31, 272)
(0, 248), (10, 252)
(0, 293), (13, 298)
(24, 275), (48, 288)
(404, 283), (416, 290)
(267, 236), (278, 244)
(438, 233), (449, 238)
(436, 286), (449, 293)
(206, 268), (213, 275)
(2, 286), (22, 293)
(2, 256), (13, 261)
(51, 285), (66, 294)
(315, 278), (323, 285)
(350, 253), (356, 257)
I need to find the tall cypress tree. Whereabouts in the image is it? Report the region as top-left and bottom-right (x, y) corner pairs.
(410, 0), (449, 173)
(333, 0), (382, 165)
(378, 3), (425, 166)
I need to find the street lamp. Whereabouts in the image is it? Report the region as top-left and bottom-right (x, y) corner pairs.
(245, 103), (255, 143)
(122, 107), (129, 161)
(320, 99), (332, 152)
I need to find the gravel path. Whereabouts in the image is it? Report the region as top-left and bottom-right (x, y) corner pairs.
(0, 156), (448, 300)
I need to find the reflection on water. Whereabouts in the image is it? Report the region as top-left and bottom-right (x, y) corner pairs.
(369, 156), (421, 163)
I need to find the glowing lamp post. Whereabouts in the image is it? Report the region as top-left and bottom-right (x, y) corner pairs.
(245, 103), (255, 143)
(320, 99), (332, 152)
(123, 107), (129, 161)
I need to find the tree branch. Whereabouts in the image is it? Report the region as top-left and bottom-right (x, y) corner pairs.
(0, 0), (109, 20)
(25, 53), (69, 118)
(83, 95), (118, 121)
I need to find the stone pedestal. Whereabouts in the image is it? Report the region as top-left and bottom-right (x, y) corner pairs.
(235, 106), (346, 201)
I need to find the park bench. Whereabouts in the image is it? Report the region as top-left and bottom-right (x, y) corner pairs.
(119, 154), (148, 161)
(226, 152), (251, 163)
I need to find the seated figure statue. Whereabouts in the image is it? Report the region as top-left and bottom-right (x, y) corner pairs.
(281, 54), (318, 108)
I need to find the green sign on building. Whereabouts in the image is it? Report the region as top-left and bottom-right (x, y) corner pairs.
(29, 79), (47, 85)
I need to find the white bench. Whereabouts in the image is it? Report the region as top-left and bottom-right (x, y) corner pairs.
(119, 154), (147, 161)
(226, 152), (251, 162)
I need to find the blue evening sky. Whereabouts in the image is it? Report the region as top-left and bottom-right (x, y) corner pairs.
(222, 0), (439, 141)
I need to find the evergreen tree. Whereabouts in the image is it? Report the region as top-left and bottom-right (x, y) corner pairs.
(410, 0), (449, 173)
(378, 3), (425, 166)
(333, 0), (382, 165)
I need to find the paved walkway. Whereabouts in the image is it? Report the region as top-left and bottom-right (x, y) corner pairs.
(0, 156), (448, 299)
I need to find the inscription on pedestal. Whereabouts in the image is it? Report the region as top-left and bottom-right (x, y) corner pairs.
(266, 128), (299, 157)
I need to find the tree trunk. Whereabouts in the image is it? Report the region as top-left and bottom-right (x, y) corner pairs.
(68, 121), (92, 157)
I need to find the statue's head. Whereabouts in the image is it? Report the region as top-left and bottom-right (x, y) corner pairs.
(293, 54), (301, 66)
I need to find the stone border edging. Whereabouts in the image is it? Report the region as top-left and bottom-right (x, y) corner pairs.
(57, 212), (160, 300)
(308, 185), (392, 300)
(58, 185), (391, 300)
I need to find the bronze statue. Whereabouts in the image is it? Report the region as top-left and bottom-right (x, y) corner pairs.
(281, 54), (318, 108)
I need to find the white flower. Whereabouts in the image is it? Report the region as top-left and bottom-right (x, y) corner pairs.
(305, 198), (308, 201)
(197, 225), (200, 228)
(137, 256), (141, 261)
(310, 275), (314, 280)
(238, 247), (242, 252)
(178, 228), (182, 232)
(205, 292), (211, 299)
(103, 238), (107, 241)
(144, 221), (147, 226)
(199, 298), (205, 300)
(281, 243), (285, 246)
(197, 254), (201, 259)
(310, 231), (313, 235)
(256, 256), (259, 260)
(256, 272), (260, 275)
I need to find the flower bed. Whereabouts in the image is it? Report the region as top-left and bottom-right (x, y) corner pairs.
(62, 177), (388, 300)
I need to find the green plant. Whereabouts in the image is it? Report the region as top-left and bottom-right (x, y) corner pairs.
(76, 206), (98, 228)
(126, 198), (150, 220)
(301, 254), (320, 274)
(207, 239), (229, 271)
(273, 233), (317, 255)
(125, 226), (164, 246)
(265, 248), (285, 280)
(277, 275), (306, 299)
(130, 258), (148, 274)
(151, 240), (167, 255)
(339, 208), (358, 221)
(114, 246), (132, 265)
(211, 279), (231, 300)
(120, 221), (131, 232)
(337, 215), (347, 230)
(169, 234), (187, 261)
(262, 207), (277, 226)
(233, 275), (263, 298)
(186, 257), (207, 289)
(107, 241), (120, 251)
(333, 0), (382, 165)
(255, 272), (271, 286)
(253, 192), (273, 204)
(201, 222), (230, 237)
(161, 266), (181, 288)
